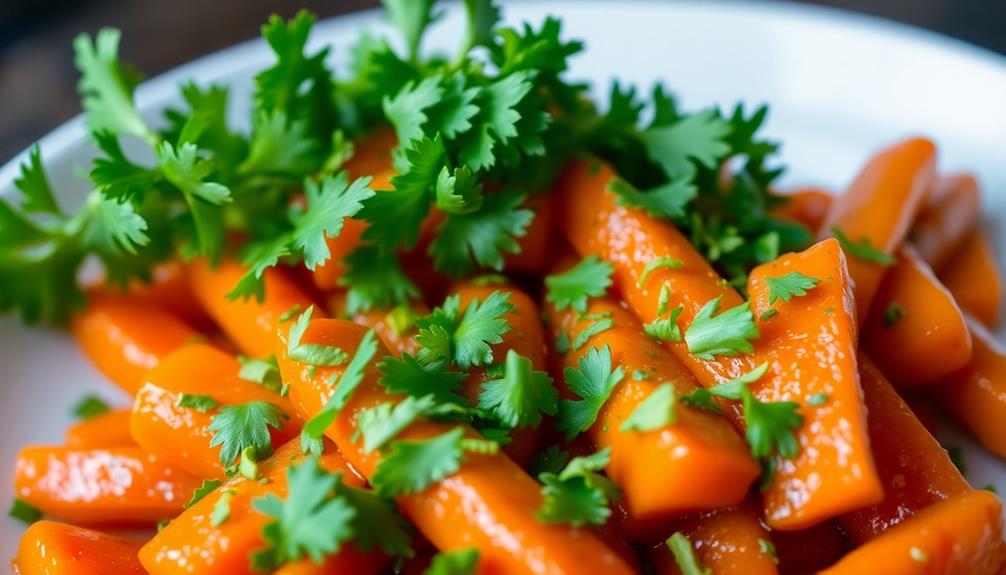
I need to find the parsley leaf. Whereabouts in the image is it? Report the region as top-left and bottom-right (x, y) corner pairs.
(571, 317), (615, 351)
(71, 394), (110, 420)
(637, 257), (685, 288)
(357, 395), (438, 453)
(666, 532), (712, 575)
(185, 479), (222, 509)
(640, 110), (732, 180)
(529, 445), (571, 476)
(287, 306), (350, 367)
(684, 297), (759, 360)
(8, 499), (41, 525)
(378, 354), (468, 405)
(251, 458), (356, 570)
(709, 363), (803, 460)
(425, 549), (480, 575)
(832, 227), (897, 266)
(536, 448), (619, 527)
(428, 190), (533, 276)
(292, 174), (375, 270)
(177, 393), (219, 412)
(620, 383), (677, 432)
(382, 0), (439, 61)
(302, 328), (379, 442)
(545, 256), (614, 314)
(237, 356), (282, 393)
(372, 427), (466, 496)
(207, 401), (286, 466)
(334, 483), (413, 557)
(608, 176), (697, 220)
(478, 349), (558, 428)
(74, 29), (155, 144)
(211, 489), (236, 527)
(883, 303), (906, 327)
(416, 291), (514, 369)
(340, 246), (421, 314)
(764, 272), (819, 304)
(557, 345), (624, 440)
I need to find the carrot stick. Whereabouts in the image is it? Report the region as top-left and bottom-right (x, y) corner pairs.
(71, 290), (201, 394)
(932, 315), (1006, 458)
(328, 291), (429, 357)
(912, 173), (981, 269)
(823, 491), (1005, 575)
(189, 259), (318, 358)
(546, 296), (758, 532)
(771, 187), (833, 233)
(938, 230), (1003, 328)
(747, 238), (882, 529)
(837, 356), (971, 544)
(14, 446), (202, 525)
(818, 137), (937, 322)
(64, 408), (135, 448)
(451, 281), (548, 467)
(771, 521), (848, 574)
(503, 193), (555, 276)
(15, 521), (145, 575)
(649, 502), (778, 575)
(139, 440), (387, 575)
(276, 318), (637, 575)
(863, 245), (972, 386)
(131, 343), (300, 480)
(126, 260), (216, 330)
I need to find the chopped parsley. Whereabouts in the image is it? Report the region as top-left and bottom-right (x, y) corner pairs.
(571, 317), (615, 351)
(544, 256), (614, 313)
(883, 303), (906, 327)
(207, 401), (287, 466)
(806, 393), (829, 406)
(424, 548), (480, 575)
(211, 489), (236, 527)
(415, 291), (514, 369)
(237, 355), (282, 392)
(71, 394), (110, 420)
(185, 479), (223, 509)
(832, 227), (897, 266)
(373, 427), (475, 496)
(667, 532), (712, 575)
(302, 328), (379, 444)
(287, 306), (350, 367)
(478, 349), (559, 428)
(620, 383), (677, 432)
(637, 257), (685, 288)
(557, 345), (625, 440)
(709, 364), (803, 461)
(536, 448), (620, 527)
(644, 284), (684, 342)
(177, 393), (219, 412)
(764, 271), (819, 304)
(377, 354), (468, 405)
(684, 297), (759, 360)
(8, 498), (41, 524)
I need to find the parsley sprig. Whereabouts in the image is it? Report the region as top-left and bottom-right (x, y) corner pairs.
(536, 448), (621, 527)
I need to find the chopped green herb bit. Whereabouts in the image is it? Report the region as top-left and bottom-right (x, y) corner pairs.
(8, 498), (41, 524)
(557, 345), (624, 440)
(185, 479), (223, 509)
(806, 393), (828, 406)
(479, 349), (558, 429)
(685, 297), (759, 360)
(211, 489), (236, 527)
(424, 548), (479, 575)
(536, 448), (620, 527)
(620, 383), (677, 432)
(571, 318), (615, 351)
(765, 271), (819, 304)
(666, 532), (712, 575)
(759, 538), (778, 563)
(759, 309), (779, 321)
(948, 446), (967, 474)
(883, 302), (906, 327)
(177, 393), (219, 412)
(545, 256), (614, 313)
(72, 394), (110, 420)
(637, 257), (685, 288)
(832, 227), (897, 266)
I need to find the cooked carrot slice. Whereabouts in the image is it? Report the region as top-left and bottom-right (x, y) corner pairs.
(503, 193), (555, 276)
(64, 409), (135, 449)
(838, 356), (971, 544)
(771, 521), (848, 574)
(823, 491), (1005, 575)
(748, 238), (882, 529)
(126, 260), (216, 331)
(938, 230), (1003, 328)
(771, 187), (833, 233)
(140, 440), (386, 575)
(71, 290), (200, 394)
(131, 343), (300, 480)
(932, 316), (1006, 458)
(276, 318), (637, 575)
(14, 446), (201, 525)
(189, 259), (318, 358)
(328, 291), (429, 357)
(15, 521), (145, 575)
(547, 296), (758, 532)
(863, 245), (972, 386)
(819, 137), (937, 322)
(912, 173), (981, 269)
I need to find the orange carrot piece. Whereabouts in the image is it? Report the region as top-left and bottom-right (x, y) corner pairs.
(748, 239), (882, 529)
(64, 409), (135, 448)
(932, 316), (1006, 458)
(547, 297), (758, 532)
(822, 491), (1005, 575)
(140, 440), (387, 575)
(71, 290), (201, 394)
(818, 137), (937, 321)
(938, 230), (1003, 328)
(131, 343), (300, 480)
(557, 160), (751, 389)
(327, 291), (429, 357)
(649, 503), (778, 575)
(771, 521), (848, 574)
(452, 281), (549, 467)
(126, 260), (216, 330)
(14, 521), (145, 575)
(276, 318), (637, 575)
(838, 356), (971, 544)
(14, 446), (201, 525)
(863, 245), (972, 386)
(189, 259), (318, 358)
(912, 173), (981, 269)
(771, 187), (833, 233)
(503, 193), (555, 276)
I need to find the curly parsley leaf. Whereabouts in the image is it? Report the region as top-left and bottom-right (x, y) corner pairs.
(557, 345), (624, 440)
(425, 548), (480, 575)
(764, 271), (820, 304)
(684, 296), (759, 360)
(478, 349), (558, 428)
(545, 256), (614, 314)
(620, 383), (677, 432)
(207, 401), (286, 466)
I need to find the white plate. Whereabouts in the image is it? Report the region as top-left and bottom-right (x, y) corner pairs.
(2, 0), (1006, 556)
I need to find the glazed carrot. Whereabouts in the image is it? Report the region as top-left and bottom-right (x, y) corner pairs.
(126, 260), (216, 330)
(912, 173), (981, 269)
(14, 446), (201, 525)
(649, 503), (778, 575)
(276, 318), (637, 575)
(771, 187), (833, 233)
(547, 297), (758, 529)
(932, 316), (1006, 458)
(64, 409), (135, 448)
(838, 356), (971, 544)
(140, 440), (387, 575)
(938, 230), (1003, 328)
(14, 521), (145, 575)
(771, 522), (847, 574)
(71, 290), (201, 394)
(818, 137), (937, 321)
(557, 160), (751, 389)
(189, 259), (318, 358)
(822, 491), (1005, 575)
(503, 193), (555, 276)
(328, 291), (429, 357)
(131, 343), (300, 480)
(452, 281), (548, 467)
(747, 238), (882, 529)
(863, 245), (972, 386)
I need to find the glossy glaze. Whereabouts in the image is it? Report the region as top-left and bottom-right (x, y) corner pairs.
(14, 521), (146, 575)
(938, 230), (1003, 328)
(912, 173), (981, 270)
(649, 503), (778, 575)
(64, 409), (136, 449)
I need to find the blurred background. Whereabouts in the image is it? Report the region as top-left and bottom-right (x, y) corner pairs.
(1, 0), (1004, 161)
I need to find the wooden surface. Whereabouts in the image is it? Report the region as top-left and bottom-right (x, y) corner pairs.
(0, 0), (1003, 161)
